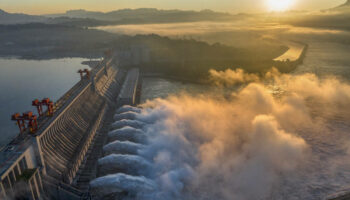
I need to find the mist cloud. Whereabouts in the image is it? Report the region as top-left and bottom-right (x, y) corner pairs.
(209, 68), (260, 86)
(136, 68), (350, 199)
(92, 68), (350, 199)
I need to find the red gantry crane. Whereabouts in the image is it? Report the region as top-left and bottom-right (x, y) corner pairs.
(78, 69), (90, 80)
(12, 97), (55, 134)
(32, 98), (54, 116)
(32, 99), (43, 116)
(41, 98), (54, 116)
(11, 112), (38, 134)
(11, 113), (26, 133)
(23, 111), (38, 133)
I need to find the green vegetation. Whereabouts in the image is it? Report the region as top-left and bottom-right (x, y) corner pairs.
(0, 8), (236, 27)
(0, 23), (289, 80)
(0, 23), (118, 59)
(115, 34), (288, 80)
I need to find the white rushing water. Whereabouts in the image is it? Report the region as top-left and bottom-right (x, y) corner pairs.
(113, 111), (139, 121)
(90, 173), (157, 199)
(108, 126), (147, 144)
(92, 65), (350, 199)
(116, 106), (141, 114)
(103, 141), (144, 156)
(111, 120), (145, 130)
(98, 154), (151, 176)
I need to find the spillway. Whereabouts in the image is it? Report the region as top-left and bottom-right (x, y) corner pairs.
(116, 105), (142, 114)
(103, 140), (144, 156)
(108, 126), (147, 144)
(88, 104), (156, 199)
(113, 111), (139, 121)
(111, 119), (145, 130)
(90, 173), (156, 199)
(98, 154), (151, 176)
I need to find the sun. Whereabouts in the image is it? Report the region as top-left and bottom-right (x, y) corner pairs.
(267, 0), (294, 11)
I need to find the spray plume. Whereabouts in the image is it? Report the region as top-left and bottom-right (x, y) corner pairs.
(134, 68), (350, 199)
(92, 68), (350, 199)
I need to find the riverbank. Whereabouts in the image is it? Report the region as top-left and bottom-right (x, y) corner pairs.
(141, 43), (309, 85)
(274, 41), (307, 62)
(272, 41), (308, 73)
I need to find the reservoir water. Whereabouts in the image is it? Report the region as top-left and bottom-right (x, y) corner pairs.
(0, 58), (89, 147)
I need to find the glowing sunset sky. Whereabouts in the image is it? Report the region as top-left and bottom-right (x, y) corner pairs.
(0, 0), (346, 14)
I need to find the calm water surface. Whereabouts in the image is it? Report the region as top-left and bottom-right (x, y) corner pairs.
(293, 42), (350, 80)
(0, 58), (88, 147)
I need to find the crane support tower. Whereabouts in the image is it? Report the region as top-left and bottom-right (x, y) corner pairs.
(78, 69), (90, 80)
(32, 99), (43, 116)
(32, 98), (54, 116)
(23, 111), (38, 133)
(11, 113), (26, 133)
(41, 98), (54, 116)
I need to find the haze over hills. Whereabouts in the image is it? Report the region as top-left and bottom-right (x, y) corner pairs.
(0, 9), (46, 24)
(275, 0), (350, 31)
(328, 0), (350, 12)
(45, 8), (234, 24)
(0, 8), (236, 26)
(46, 8), (231, 20)
(336, 0), (350, 8)
(1, 1), (350, 27)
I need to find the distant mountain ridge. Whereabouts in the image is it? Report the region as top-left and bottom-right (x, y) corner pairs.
(328, 0), (350, 12)
(45, 8), (232, 22)
(0, 8), (233, 25)
(339, 0), (350, 7)
(0, 9), (46, 24)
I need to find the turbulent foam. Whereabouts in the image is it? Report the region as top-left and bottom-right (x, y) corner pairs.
(95, 69), (350, 199)
(111, 119), (145, 130)
(90, 173), (157, 198)
(113, 111), (138, 121)
(98, 154), (151, 176)
(131, 70), (350, 199)
(116, 105), (141, 114)
(108, 126), (147, 143)
(103, 141), (144, 156)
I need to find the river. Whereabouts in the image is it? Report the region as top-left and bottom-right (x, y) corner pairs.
(293, 41), (350, 79)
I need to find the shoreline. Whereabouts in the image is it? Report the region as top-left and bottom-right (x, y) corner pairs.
(273, 41), (307, 62)
(141, 43), (309, 85)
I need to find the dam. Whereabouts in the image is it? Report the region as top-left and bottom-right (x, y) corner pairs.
(0, 47), (348, 200)
(0, 51), (141, 199)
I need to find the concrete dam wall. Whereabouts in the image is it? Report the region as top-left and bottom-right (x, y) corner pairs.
(39, 85), (105, 182)
(0, 55), (141, 199)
